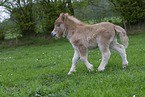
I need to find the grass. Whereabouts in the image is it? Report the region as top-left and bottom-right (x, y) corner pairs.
(0, 34), (145, 97)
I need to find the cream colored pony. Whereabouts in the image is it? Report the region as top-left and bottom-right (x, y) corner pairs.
(51, 13), (129, 75)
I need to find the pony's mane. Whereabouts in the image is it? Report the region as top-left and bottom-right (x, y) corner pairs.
(68, 15), (85, 25)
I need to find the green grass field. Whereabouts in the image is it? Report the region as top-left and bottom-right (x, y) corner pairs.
(0, 34), (145, 97)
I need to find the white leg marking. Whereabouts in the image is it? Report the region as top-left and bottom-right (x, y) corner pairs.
(97, 43), (111, 71)
(98, 50), (111, 71)
(110, 42), (128, 68)
(80, 56), (94, 72)
(68, 49), (80, 75)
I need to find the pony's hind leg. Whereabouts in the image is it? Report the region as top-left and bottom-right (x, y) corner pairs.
(98, 43), (111, 71)
(110, 42), (128, 68)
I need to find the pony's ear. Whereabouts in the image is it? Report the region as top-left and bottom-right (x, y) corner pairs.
(60, 13), (68, 21)
(64, 13), (69, 16)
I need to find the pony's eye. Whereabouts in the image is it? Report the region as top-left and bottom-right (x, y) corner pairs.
(57, 24), (60, 27)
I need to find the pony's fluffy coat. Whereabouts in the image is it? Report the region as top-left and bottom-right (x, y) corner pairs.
(51, 13), (128, 75)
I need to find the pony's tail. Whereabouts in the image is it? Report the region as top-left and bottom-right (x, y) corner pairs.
(114, 25), (129, 48)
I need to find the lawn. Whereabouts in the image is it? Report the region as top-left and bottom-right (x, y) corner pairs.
(0, 34), (145, 97)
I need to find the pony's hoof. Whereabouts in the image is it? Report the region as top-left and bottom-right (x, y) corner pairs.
(88, 66), (94, 72)
(68, 72), (72, 75)
(122, 64), (128, 68)
(97, 67), (105, 71)
(68, 70), (76, 75)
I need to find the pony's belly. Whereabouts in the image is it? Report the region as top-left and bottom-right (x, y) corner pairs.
(87, 43), (98, 50)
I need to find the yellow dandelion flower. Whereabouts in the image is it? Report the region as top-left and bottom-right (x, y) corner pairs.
(42, 53), (44, 54)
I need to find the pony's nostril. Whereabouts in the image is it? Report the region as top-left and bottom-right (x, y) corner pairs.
(53, 34), (56, 37)
(51, 32), (55, 36)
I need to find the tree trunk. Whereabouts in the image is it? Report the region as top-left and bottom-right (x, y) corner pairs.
(123, 17), (127, 31)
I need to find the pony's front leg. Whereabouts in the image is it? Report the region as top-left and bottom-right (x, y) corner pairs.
(68, 49), (80, 75)
(78, 44), (94, 72)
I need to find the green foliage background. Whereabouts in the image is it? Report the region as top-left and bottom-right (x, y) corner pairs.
(108, 0), (145, 25)
(0, 0), (145, 40)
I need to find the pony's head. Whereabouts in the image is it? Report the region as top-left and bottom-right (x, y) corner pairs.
(51, 13), (68, 39)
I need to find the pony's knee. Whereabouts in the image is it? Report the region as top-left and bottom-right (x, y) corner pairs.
(72, 55), (79, 62)
(103, 50), (111, 59)
(80, 56), (86, 62)
(118, 44), (125, 49)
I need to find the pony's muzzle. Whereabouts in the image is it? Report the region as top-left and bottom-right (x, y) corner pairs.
(51, 33), (56, 37)
(51, 31), (58, 40)
(51, 31), (56, 37)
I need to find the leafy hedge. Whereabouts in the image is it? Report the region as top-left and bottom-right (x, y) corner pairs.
(1, 0), (74, 38)
(109, 0), (145, 25)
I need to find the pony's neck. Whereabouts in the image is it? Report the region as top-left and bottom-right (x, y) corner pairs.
(64, 16), (85, 38)
(68, 16), (84, 25)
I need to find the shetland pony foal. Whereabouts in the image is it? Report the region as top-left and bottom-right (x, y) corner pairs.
(51, 13), (129, 75)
